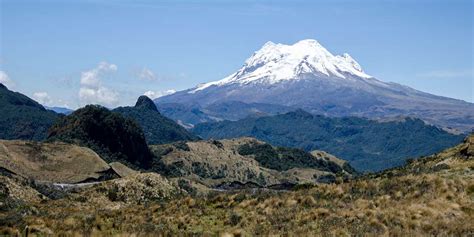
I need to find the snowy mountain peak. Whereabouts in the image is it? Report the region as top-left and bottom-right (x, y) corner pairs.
(294, 39), (324, 48)
(261, 41), (277, 48)
(191, 39), (372, 92)
(335, 53), (364, 73)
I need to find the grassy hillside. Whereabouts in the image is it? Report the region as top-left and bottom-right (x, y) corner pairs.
(0, 83), (59, 141)
(236, 140), (345, 173)
(114, 96), (198, 145)
(193, 109), (464, 171)
(0, 135), (471, 236)
(0, 140), (115, 183)
(150, 138), (355, 189)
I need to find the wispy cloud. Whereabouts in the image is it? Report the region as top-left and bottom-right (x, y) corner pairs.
(137, 67), (157, 81)
(32, 92), (53, 106)
(417, 69), (473, 79)
(80, 61), (117, 88)
(79, 62), (119, 107)
(134, 67), (189, 82)
(32, 91), (71, 108)
(143, 89), (176, 99)
(0, 71), (15, 89)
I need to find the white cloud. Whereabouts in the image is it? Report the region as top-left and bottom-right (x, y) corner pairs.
(0, 71), (14, 88)
(417, 69), (473, 79)
(143, 89), (176, 99)
(32, 92), (53, 106)
(79, 62), (119, 107)
(54, 99), (71, 109)
(80, 61), (117, 88)
(79, 87), (118, 106)
(138, 67), (157, 81)
(80, 71), (101, 88)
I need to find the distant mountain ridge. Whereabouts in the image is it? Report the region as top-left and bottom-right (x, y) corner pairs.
(114, 96), (198, 144)
(156, 101), (296, 128)
(156, 39), (474, 132)
(45, 106), (73, 115)
(192, 109), (464, 171)
(0, 83), (60, 141)
(46, 96), (199, 169)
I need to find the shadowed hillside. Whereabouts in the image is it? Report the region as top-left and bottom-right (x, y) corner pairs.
(47, 105), (153, 169)
(0, 83), (59, 141)
(114, 96), (198, 145)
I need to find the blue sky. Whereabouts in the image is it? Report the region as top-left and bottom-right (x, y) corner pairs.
(0, 0), (472, 108)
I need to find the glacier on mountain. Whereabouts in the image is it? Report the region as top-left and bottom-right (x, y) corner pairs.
(191, 39), (371, 93)
(157, 39), (474, 133)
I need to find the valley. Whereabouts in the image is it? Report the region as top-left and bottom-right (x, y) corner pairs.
(0, 24), (472, 235)
(192, 110), (464, 171)
(1, 133), (472, 235)
(1, 0), (472, 234)
(0, 80), (473, 235)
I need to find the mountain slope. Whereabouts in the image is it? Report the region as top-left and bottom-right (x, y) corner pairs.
(155, 101), (296, 129)
(2, 135), (472, 235)
(47, 105), (153, 169)
(192, 110), (464, 171)
(156, 39), (474, 132)
(190, 39), (371, 92)
(113, 96), (198, 144)
(0, 140), (117, 183)
(150, 137), (356, 188)
(0, 83), (60, 141)
(45, 106), (73, 115)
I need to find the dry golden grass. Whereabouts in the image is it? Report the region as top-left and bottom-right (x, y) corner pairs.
(0, 140), (111, 183)
(1, 136), (473, 236)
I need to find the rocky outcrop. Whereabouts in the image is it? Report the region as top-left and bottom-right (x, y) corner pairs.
(113, 96), (198, 145)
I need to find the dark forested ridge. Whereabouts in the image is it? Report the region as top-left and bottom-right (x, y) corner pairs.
(236, 141), (346, 174)
(47, 105), (153, 169)
(193, 109), (465, 171)
(0, 83), (60, 141)
(114, 96), (198, 145)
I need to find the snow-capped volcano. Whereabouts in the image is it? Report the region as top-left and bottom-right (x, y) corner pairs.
(192, 39), (371, 92)
(157, 39), (474, 133)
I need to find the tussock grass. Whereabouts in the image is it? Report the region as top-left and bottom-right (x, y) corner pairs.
(1, 136), (473, 236)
